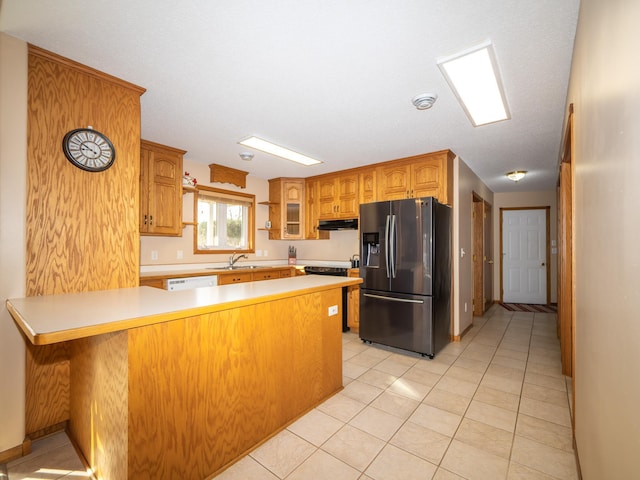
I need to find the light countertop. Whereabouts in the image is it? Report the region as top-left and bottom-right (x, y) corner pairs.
(6, 275), (361, 346)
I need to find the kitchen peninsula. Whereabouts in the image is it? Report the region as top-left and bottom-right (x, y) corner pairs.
(6, 275), (361, 480)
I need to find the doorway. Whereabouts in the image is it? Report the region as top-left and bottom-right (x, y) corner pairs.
(500, 207), (550, 304)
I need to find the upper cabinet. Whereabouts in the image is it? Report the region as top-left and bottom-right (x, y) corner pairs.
(140, 140), (186, 236)
(305, 179), (330, 240)
(359, 168), (377, 205)
(376, 150), (454, 205)
(268, 149), (454, 240)
(268, 178), (305, 240)
(316, 173), (359, 220)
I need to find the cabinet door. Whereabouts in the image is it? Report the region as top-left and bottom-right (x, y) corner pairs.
(411, 160), (440, 199)
(317, 177), (338, 219)
(377, 163), (411, 200)
(282, 180), (304, 239)
(252, 270), (278, 281)
(305, 180), (329, 239)
(139, 148), (151, 232)
(359, 169), (376, 205)
(218, 272), (252, 285)
(337, 174), (359, 218)
(140, 141), (185, 236)
(317, 174), (358, 219)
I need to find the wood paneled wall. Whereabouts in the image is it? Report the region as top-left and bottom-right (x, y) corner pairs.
(25, 45), (144, 435)
(69, 332), (129, 480)
(127, 290), (342, 480)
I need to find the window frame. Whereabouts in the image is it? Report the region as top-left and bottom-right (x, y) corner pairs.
(193, 185), (255, 255)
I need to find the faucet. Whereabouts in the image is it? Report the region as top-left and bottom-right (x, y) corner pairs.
(229, 252), (248, 267)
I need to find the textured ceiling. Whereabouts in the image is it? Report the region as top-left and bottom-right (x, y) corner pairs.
(0, 0), (580, 192)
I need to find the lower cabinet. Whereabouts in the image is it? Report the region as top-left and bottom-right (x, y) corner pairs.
(218, 272), (253, 285)
(347, 268), (360, 332)
(140, 267), (295, 288)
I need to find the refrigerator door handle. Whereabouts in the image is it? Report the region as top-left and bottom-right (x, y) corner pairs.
(390, 214), (397, 278)
(363, 293), (424, 304)
(384, 214), (391, 278)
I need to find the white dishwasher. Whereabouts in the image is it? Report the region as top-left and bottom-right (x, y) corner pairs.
(166, 275), (218, 291)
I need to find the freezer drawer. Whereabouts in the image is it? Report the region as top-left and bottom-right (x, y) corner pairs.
(359, 289), (435, 357)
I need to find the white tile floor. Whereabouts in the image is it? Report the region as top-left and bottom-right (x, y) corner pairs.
(5, 304), (578, 480)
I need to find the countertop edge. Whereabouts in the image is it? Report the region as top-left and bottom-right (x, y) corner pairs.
(7, 277), (362, 346)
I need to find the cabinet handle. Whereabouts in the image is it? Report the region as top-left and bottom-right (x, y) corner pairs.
(149, 215), (153, 225)
(143, 214), (148, 225)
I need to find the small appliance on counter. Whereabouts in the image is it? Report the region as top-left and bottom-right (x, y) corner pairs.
(288, 245), (297, 265)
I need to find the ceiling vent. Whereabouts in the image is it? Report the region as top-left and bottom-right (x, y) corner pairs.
(412, 93), (438, 110)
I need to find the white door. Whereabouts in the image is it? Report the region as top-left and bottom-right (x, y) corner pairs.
(502, 209), (547, 304)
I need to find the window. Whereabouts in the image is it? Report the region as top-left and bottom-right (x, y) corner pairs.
(194, 186), (255, 254)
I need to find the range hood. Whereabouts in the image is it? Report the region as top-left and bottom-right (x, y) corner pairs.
(317, 219), (359, 231)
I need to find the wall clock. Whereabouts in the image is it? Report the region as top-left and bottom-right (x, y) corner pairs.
(62, 128), (116, 172)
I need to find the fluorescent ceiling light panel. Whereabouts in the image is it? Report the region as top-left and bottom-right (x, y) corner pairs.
(438, 42), (510, 126)
(238, 136), (322, 166)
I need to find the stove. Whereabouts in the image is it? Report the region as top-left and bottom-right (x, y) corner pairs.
(304, 266), (350, 331)
(303, 266), (348, 276)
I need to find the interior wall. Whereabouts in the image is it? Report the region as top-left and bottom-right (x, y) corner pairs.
(491, 191), (558, 304)
(453, 157), (493, 336)
(0, 33), (27, 453)
(140, 158), (359, 267)
(567, 0), (640, 477)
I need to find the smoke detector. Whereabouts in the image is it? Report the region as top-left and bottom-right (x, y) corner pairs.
(412, 93), (438, 110)
(239, 152), (254, 161)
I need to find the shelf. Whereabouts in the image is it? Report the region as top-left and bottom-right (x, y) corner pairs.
(182, 186), (197, 194)
(258, 201), (279, 205)
(182, 221), (197, 228)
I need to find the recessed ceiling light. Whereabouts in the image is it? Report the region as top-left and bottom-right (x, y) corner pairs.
(238, 136), (322, 166)
(438, 41), (510, 127)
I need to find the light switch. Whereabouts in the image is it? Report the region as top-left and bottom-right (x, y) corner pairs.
(460, 248), (466, 258)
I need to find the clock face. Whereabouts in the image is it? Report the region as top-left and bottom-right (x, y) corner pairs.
(62, 128), (115, 172)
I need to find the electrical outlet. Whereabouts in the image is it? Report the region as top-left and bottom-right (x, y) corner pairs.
(263, 250), (268, 257)
(256, 249), (262, 257)
(328, 305), (338, 316)
(177, 250), (183, 259)
(151, 250), (158, 261)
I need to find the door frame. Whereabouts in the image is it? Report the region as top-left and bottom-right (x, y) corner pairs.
(499, 206), (551, 304)
(472, 192), (493, 316)
(472, 193), (484, 316)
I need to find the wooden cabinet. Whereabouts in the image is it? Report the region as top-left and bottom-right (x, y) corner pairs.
(376, 150), (453, 205)
(268, 178), (305, 240)
(359, 168), (377, 205)
(305, 179), (330, 240)
(251, 267), (292, 281)
(317, 174), (359, 219)
(139, 278), (164, 289)
(140, 140), (186, 236)
(218, 271), (253, 285)
(347, 268), (360, 332)
(140, 267), (295, 288)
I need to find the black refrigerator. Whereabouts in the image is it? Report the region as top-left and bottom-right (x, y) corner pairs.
(359, 197), (451, 358)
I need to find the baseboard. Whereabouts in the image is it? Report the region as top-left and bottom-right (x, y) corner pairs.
(0, 437), (30, 464)
(452, 322), (473, 342)
(573, 436), (583, 480)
